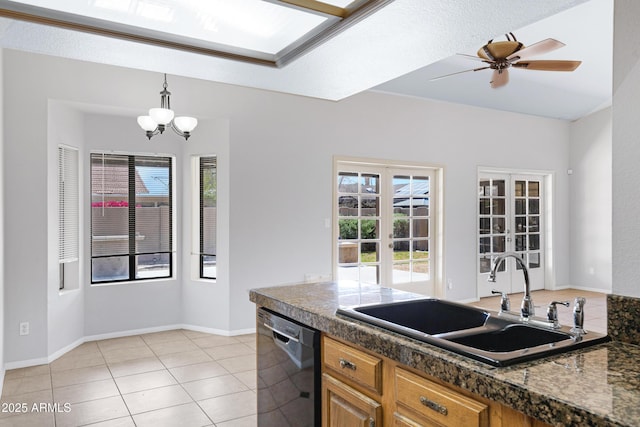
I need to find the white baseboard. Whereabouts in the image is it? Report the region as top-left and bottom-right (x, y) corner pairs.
(181, 324), (256, 337)
(550, 284), (611, 294)
(84, 324), (184, 343)
(5, 356), (51, 370)
(4, 324), (257, 371)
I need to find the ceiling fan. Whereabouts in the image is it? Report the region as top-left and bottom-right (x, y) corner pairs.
(432, 33), (582, 88)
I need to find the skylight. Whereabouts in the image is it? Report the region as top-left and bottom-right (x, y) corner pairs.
(0, 0), (394, 66)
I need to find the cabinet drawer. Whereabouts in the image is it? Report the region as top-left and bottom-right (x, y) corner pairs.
(395, 368), (488, 427)
(322, 336), (382, 394)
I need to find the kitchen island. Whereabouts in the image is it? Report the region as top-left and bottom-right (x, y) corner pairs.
(250, 281), (640, 427)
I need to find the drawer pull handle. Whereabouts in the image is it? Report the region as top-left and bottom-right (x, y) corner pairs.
(339, 358), (357, 370)
(420, 396), (448, 416)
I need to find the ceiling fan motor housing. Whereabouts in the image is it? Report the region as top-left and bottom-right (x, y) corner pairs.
(478, 40), (523, 61)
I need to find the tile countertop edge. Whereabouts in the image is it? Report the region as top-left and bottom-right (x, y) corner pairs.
(250, 283), (634, 427)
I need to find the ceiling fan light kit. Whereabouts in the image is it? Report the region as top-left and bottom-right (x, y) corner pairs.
(432, 32), (581, 88)
(137, 74), (198, 141)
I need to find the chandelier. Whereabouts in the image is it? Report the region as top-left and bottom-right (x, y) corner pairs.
(137, 74), (198, 141)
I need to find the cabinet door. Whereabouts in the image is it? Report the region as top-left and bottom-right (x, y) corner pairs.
(393, 411), (440, 427)
(323, 373), (382, 427)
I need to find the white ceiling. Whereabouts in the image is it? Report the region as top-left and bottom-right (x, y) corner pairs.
(373, 0), (613, 121)
(0, 0), (609, 121)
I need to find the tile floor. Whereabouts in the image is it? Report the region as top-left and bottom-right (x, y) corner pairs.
(0, 289), (608, 427)
(469, 288), (608, 334)
(0, 330), (257, 427)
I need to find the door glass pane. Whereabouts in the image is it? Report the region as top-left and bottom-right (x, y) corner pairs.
(338, 241), (358, 263)
(529, 234), (540, 250)
(479, 198), (490, 215)
(492, 199), (505, 215)
(361, 173), (379, 194)
(411, 198), (429, 216)
(514, 180), (525, 197)
(411, 261), (429, 281)
(338, 219), (357, 240)
(515, 199), (526, 215)
(479, 256), (492, 273)
(479, 218), (490, 234)
(493, 236), (506, 252)
(338, 196), (358, 216)
(360, 242), (378, 262)
(479, 237), (490, 254)
(360, 219), (378, 239)
(528, 182), (540, 197)
(528, 216), (540, 232)
(529, 252), (541, 268)
(393, 215), (409, 238)
(479, 180), (490, 196)
(413, 219), (429, 238)
(515, 235), (526, 252)
(492, 218), (505, 234)
(338, 172), (358, 193)
(515, 216), (526, 232)
(529, 199), (540, 214)
(361, 196), (379, 216)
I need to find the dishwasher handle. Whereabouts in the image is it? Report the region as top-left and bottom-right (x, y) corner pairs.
(263, 322), (300, 343)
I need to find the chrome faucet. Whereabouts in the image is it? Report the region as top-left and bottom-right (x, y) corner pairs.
(546, 300), (570, 329)
(487, 252), (534, 319)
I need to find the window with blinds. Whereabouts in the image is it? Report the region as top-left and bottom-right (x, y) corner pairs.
(90, 153), (173, 283)
(200, 156), (217, 279)
(58, 145), (79, 290)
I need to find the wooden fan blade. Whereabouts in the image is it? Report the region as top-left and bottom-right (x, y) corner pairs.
(490, 69), (509, 88)
(429, 66), (491, 82)
(457, 53), (492, 63)
(512, 60), (582, 71)
(507, 38), (565, 61)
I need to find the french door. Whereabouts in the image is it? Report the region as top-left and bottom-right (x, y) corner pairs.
(477, 173), (545, 298)
(335, 162), (438, 296)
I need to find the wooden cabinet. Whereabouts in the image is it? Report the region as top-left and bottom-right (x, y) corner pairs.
(321, 334), (552, 427)
(322, 336), (383, 426)
(322, 373), (382, 427)
(395, 367), (488, 427)
(323, 336), (383, 394)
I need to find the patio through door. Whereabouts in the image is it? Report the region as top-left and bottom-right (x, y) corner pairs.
(477, 173), (545, 298)
(335, 162), (438, 296)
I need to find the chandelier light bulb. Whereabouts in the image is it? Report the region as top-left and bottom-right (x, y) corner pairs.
(173, 116), (198, 133)
(149, 107), (174, 125)
(137, 115), (157, 132)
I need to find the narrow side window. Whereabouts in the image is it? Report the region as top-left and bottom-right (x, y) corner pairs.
(58, 145), (79, 290)
(200, 156), (217, 279)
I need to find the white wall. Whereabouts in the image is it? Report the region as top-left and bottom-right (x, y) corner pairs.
(47, 102), (86, 356)
(612, 0), (640, 298)
(4, 50), (49, 364)
(3, 48), (575, 363)
(181, 118), (233, 333)
(225, 89), (573, 329)
(569, 107), (612, 292)
(0, 46), (5, 390)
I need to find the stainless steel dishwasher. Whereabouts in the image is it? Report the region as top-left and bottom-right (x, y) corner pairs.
(257, 307), (320, 426)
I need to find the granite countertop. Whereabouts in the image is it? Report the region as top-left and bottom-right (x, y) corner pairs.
(250, 281), (640, 427)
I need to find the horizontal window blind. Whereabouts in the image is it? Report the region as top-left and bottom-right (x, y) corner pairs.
(58, 145), (79, 263)
(200, 156), (217, 279)
(91, 152), (173, 283)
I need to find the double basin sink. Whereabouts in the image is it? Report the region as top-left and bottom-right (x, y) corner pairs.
(337, 299), (609, 366)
